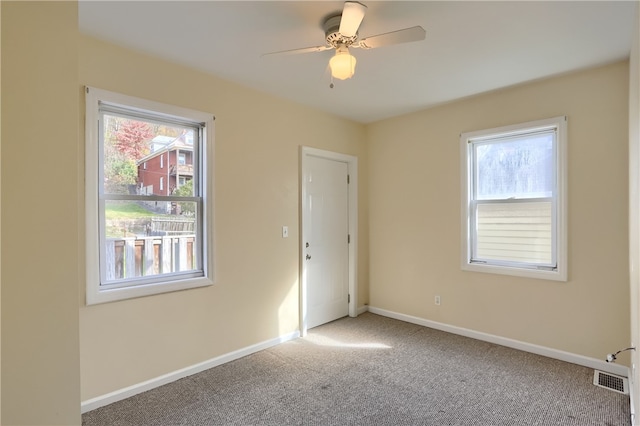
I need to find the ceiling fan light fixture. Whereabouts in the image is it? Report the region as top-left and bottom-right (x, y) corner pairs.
(330, 46), (357, 80)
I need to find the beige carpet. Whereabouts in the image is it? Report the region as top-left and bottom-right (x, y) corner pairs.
(83, 312), (630, 425)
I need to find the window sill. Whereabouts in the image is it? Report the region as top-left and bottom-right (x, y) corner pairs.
(461, 262), (567, 282)
(86, 276), (214, 305)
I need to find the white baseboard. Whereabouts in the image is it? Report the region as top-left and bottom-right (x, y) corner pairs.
(367, 306), (629, 378)
(357, 305), (369, 315)
(81, 330), (300, 413)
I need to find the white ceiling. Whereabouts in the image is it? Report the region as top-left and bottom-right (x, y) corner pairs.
(79, 1), (636, 124)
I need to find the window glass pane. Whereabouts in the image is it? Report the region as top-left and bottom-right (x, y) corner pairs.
(475, 133), (554, 200)
(105, 200), (198, 237)
(475, 201), (552, 265)
(102, 114), (196, 197)
(103, 200), (199, 283)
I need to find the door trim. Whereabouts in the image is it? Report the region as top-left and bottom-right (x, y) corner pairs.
(300, 146), (358, 336)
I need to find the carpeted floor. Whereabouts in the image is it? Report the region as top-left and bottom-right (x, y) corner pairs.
(82, 312), (630, 425)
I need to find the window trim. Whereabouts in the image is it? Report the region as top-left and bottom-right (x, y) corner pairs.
(85, 86), (215, 305)
(460, 116), (567, 281)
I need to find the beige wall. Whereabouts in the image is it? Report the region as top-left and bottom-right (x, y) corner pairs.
(1, 2), (81, 424)
(1, 2), (3, 422)
(368, 61), (630, 363)
(629, 3), (639, 420)
(78, 35), (368, 400)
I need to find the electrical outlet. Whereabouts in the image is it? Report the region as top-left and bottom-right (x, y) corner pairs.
(435, 295), (441, 306)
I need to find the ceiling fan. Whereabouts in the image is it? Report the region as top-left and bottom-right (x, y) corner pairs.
(263, 1), (426, 83)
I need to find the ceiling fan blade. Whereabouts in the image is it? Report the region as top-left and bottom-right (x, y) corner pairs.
(262, 45), (333, 57)
(339, 1), (367, 38)
(355, 26), (426, 49)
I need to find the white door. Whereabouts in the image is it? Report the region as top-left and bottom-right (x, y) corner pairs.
(303, 154), (350, 329)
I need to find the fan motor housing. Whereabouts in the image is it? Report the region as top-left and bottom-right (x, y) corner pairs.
(323, 14), (358, 47)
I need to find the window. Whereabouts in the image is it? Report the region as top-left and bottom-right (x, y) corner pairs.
(85, 87), (215, 304)
(160, 154), (164, 169)
(179, 152), (186, 165)
(460, 116), (567, 281)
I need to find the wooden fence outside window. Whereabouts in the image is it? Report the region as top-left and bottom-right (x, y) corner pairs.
(104, 235), (196, 280)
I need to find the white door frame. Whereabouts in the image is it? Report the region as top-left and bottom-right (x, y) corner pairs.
(300, 146), (358, 336)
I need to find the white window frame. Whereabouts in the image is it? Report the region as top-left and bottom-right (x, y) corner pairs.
(159, 176), (164, 192)
(460, 116), (567, 281)
(85, 87), (215, 305)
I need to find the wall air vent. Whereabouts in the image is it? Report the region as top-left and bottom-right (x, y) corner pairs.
(593, 370), (629, 395)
